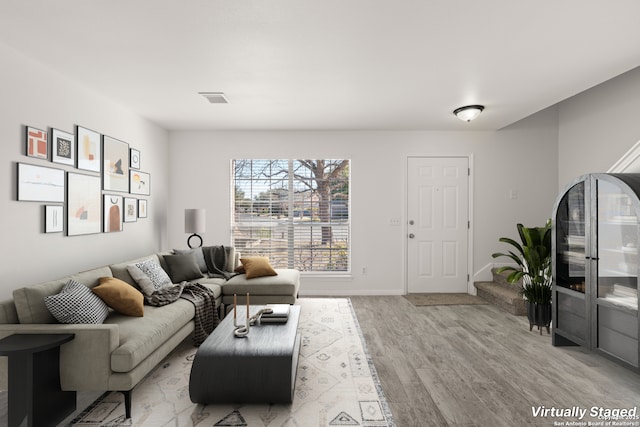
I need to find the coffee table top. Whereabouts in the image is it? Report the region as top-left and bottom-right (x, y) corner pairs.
(197, 305), (301, 358)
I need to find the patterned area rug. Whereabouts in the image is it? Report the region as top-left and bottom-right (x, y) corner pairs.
(404, 293), (488, 306)
(69, 298), (395, 427)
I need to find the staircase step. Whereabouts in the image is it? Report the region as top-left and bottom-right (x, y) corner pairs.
(474, 281), (527, 316)
(492, 268), (524, 291)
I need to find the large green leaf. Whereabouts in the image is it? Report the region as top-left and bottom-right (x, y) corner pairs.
(493, 220), (552, 301)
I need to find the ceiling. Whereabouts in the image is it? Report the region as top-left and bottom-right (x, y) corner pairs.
(2, 1), (640, 131)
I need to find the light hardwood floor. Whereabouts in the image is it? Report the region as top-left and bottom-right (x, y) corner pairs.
(350, 296), (640, 427)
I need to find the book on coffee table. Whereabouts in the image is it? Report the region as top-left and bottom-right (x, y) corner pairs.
(261, 304), (291, 323)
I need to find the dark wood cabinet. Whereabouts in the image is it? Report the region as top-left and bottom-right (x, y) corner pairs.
(553, 173), (639, 370)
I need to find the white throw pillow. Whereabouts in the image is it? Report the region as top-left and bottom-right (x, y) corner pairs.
(44, 279), (109, 324)
(127, 258), (173, 296)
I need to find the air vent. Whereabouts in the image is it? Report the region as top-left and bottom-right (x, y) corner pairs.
(198, 92), (229, 104)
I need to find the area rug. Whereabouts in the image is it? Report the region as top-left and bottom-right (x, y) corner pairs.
(404, 293), (488, 306)
(69, 298), (395, 427)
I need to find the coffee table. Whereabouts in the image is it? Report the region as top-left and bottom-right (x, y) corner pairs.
(189, 305), (301, 404)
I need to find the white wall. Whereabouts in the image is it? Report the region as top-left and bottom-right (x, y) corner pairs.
(168, 123), (558, 295)
(0, 43), (169, 300)
(558, 66), (640, 188)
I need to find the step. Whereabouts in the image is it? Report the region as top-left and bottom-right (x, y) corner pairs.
(491, 267), (524, 291)
(474, 281), (527, 316)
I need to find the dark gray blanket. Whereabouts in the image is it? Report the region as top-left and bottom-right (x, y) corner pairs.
(145, 282), (218, 346)
(202, 245), (237, 280)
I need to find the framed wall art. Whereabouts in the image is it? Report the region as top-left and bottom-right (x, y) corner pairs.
(138, 199), (148, 218)
(124, 197), (137, 222)
(103, 136), (129, 192)
(77, 126), (102, 172)
(67, 172), (101, 236)
(17, 162), (65, 202)
(103, 194), (123, 233)
(129, 170), (150, 195)
(45, 205), (64, 233)
(51, 128), (75, 166)
(26, 126), (48, 159)
(130, 148), (140, 170)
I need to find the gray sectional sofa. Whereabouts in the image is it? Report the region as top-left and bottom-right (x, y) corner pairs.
(0, 248), (300, 419)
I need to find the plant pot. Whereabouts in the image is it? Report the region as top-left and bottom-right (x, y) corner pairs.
(526, 301), (551, 335)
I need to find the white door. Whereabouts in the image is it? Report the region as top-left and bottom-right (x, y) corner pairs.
(407, 157), (469, 293)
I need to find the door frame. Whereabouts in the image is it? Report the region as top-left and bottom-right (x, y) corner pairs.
(403, 154), (475, 295)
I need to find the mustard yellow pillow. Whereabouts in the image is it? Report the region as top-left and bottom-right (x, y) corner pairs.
(93, 277), (144, 317)
(240, 257), (278, 279)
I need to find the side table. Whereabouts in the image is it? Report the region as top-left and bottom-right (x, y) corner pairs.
(0, 333), (76, 427)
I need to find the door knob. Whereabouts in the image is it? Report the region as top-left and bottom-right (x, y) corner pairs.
(409, 233), (415, 239)
(409, 220), (415, 225)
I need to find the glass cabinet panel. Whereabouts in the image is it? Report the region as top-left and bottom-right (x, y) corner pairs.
(597, 179), (639, 311)
(555, 182), (586, 293)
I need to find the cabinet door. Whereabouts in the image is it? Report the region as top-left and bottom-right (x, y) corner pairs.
(554, 181), (589, 344)
(596, 178), (639, 366)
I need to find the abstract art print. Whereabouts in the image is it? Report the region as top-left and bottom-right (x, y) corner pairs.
(17, 163), (65, 202)
(130, 148), (140, 169)
(26, 126), (48, 159)
(103, 194), (123, 232)
(51, 128), (75, 166)
(124, 197), (137, 222)
(45, 205), (64, 233)
(103, 136), (129, 192)
(138, 199), (147, 218)
(129, 170), (150, 195)
(77, 126), (102, 172)
(67, 172), (101, 236)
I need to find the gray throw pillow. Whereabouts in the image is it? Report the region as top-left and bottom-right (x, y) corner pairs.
(164, 253), (204, 283)
(127, 258), (173, 295)
(173, 248), (208, 274)
(44, 279), (109, 324)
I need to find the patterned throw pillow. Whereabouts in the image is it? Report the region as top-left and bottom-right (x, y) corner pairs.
(44, 279), (110, 324)
(127, 258), (173, 296)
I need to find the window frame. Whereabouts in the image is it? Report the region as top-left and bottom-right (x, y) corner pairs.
(230, 159), (351, 275)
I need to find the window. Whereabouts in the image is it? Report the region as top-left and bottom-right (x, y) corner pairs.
(232, 159), (350, 273)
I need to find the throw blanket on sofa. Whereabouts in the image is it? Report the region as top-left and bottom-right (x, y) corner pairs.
(202, 245), (237, 280)
(145, 282), (218, 346)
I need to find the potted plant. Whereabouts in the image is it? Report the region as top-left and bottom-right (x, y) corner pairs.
(492, 220), (552, 334)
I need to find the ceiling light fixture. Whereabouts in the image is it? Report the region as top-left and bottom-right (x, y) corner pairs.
(198, 92), (229, 104)
(453, 105), (484, 122)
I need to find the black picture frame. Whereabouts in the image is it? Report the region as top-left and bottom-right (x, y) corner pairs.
(51, 128), (75, 166)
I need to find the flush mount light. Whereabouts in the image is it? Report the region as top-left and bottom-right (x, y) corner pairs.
(453, 105), (484, 122)
(198, 92), (229, 104)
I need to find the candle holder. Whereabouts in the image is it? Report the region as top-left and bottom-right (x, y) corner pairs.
(233, 293), (251, 338)
(233, 319), (250, 338)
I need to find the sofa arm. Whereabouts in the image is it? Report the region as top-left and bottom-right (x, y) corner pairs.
(0, 323), (119, 391)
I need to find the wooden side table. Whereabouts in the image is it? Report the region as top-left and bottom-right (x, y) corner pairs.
(0, 333), (76, 427)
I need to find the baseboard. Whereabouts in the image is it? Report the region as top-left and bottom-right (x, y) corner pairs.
(299, 289), (404, 297)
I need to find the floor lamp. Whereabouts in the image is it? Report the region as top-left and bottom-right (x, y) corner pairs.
(185, 208), (205, 248)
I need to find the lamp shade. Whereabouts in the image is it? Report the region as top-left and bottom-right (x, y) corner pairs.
(185, 209), (206, 234)
(453, 105), (484, 122)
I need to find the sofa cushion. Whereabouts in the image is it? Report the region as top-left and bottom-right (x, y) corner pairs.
(108, 299), (195, 372)
(13, 266), (113, 324)
(239, 257), (278, 279)
(127, 258), (173, 296)
(44, 279), (110, 324)
(223, 268), (299, 296)
(195, 279), (223, 298)
(164, 253), (204, 283)
(93, 277), (144, 317)
(172, 248), (208, 274)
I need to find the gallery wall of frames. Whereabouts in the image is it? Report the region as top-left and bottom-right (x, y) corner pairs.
(17, 125), (150, 236)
